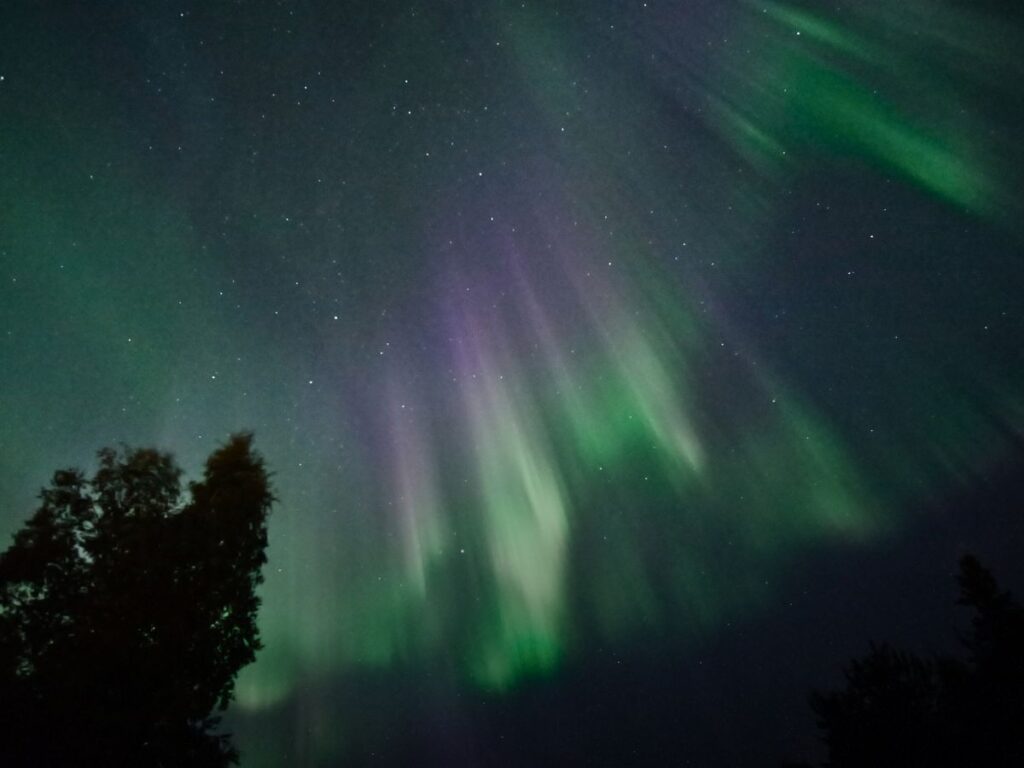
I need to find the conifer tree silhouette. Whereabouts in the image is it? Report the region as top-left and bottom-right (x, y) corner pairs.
(808, 555), (1024, 767)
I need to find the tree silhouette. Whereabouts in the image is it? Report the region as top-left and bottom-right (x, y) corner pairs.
(0, 434), (274, 767)
(807, 555), (1024, 767)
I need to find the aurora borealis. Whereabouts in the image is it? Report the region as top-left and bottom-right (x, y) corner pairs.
(2, 1), (1024, 764)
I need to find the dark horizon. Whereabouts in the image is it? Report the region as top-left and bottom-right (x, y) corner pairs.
(223, 455), (1024, 766)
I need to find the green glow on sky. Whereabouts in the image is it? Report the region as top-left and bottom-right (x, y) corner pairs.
(457, 320), (571, 689)
(1, 4), (1022, 760)
(716, 1), (997, 213)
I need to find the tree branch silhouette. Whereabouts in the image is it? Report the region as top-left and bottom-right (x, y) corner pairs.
(0, 434), (274, 767)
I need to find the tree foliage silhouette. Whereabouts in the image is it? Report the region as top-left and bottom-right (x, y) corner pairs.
(808, 555), (1024, 767)
(0, 433), (274, 767)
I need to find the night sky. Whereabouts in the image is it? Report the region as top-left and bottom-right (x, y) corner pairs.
(2, 1), (1024, 765)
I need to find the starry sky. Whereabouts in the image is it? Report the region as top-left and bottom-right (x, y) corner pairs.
(2, 1), (1024, 765)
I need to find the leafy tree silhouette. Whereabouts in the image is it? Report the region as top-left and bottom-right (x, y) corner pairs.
(806, 555), (1024, 767)
(0, 434), (273, 767)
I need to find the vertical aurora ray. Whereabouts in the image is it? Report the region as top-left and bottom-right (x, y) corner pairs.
(566, 266), (705, 479)
(384, 377), (446, 595)
(450, 301), (570, 688)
